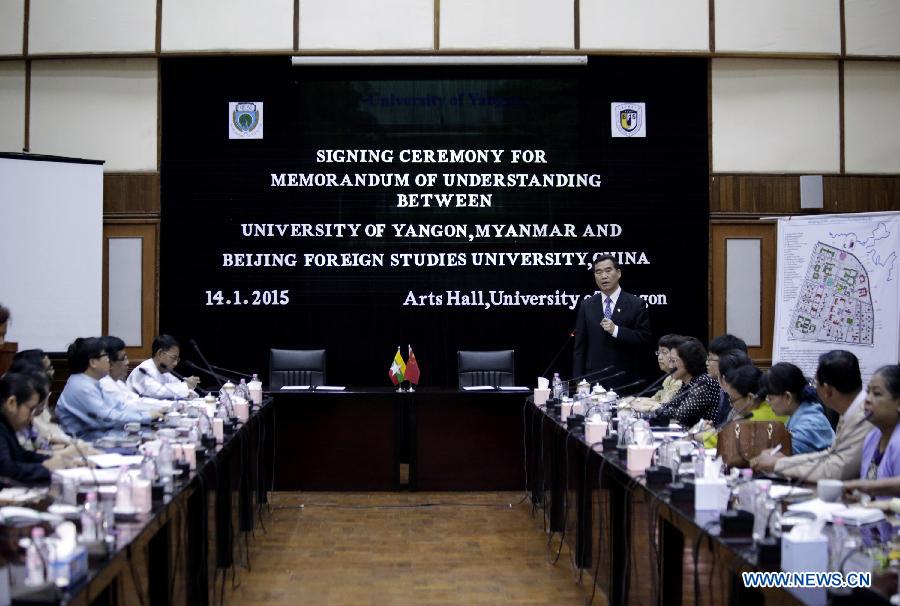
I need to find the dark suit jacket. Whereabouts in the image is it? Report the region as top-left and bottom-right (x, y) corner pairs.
(573, 289), (652, 384)
(0, 416), (50, 485)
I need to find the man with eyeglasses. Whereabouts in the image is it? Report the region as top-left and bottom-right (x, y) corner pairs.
(126, 334), (200, 399)
(100, 336), (171, 412)
(752, 350), (870, 480)
(57, 337), (158, 440)
(573, 255), (652, 385)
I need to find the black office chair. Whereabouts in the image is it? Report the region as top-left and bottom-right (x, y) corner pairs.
(457, 350), (515, 389)
(269, 348), (326, 389)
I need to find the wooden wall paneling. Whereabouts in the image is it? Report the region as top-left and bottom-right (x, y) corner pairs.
(104, 172), (161, 215)
(103, 221), (159, 361)
(824, 176), (900, 212)
(710, 175), (800, 214)
(711, 175), (900, 215)
(710, 222), (776, 366)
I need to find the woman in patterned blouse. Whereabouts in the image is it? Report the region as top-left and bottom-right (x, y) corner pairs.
(654, 337), (721, 428)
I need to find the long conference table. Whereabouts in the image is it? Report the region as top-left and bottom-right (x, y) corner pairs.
(7, 397), (275, 606)
(34, 388), (883, 605)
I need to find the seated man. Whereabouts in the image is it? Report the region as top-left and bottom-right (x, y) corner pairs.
(57, 337), (160, 440)
(126, 335), (200, 399)
(706, 334), (749, 426)
(752, 350), (869, 481)
(100, 336), (170, 412)
(0, 373), (72, 484)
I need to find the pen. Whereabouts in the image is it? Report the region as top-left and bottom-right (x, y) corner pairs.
(769, 444), (782, 456)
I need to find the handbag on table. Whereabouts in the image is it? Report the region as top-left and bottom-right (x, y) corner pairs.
(716, 419), (791, 468)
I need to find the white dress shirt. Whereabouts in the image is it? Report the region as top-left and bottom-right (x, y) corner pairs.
(100, 375), (171, 411)
(599, 286), (621, 338)
(126, 358), (192, 399)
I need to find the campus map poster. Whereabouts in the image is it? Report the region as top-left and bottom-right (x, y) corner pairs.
(773, 212), (900, 383)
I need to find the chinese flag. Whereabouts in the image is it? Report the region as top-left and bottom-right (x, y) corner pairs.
(405, 345), (421, 385)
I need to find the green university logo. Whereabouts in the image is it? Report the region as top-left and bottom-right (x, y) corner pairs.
(229, 102), (264, 139)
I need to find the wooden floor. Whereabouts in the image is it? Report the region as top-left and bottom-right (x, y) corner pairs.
(229, 492), (595, 606)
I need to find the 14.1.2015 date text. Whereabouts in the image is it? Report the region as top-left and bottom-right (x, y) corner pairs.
(205, 290), (290, 306)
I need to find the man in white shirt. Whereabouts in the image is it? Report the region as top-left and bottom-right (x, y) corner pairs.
(126, 335), (200, 400)
(100, 336), (171, 412)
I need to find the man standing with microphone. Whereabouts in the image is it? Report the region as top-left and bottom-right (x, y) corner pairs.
(573, 255), (652, 385)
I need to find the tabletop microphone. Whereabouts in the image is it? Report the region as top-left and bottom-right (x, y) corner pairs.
(697, 410), (754, 438)
(185, 360), (231, 385)
(139, 367), (187, 401)
(630, 369), (674, 399)
(189, 339), (223, 389)
(210, 364), (253, 380)
(167, 367), (208, 397)
(540, 329), (576, 378)
(563, 366), (615, 387)
(610, 378), (645, 395)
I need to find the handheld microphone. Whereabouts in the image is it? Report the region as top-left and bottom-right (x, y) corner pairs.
(540, 329), (576, 378)
(139, 367), (187, 401)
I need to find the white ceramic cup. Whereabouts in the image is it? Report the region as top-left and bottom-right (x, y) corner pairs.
(817, 478), (843, 502)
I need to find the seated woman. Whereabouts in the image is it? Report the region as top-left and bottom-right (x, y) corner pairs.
(761, 362), (834, 455)
(0, 373), (71, 485)
(841, 365), (900, 497)
(651, 334), (684, 403)
(8, 354), (73, 450)
(653, 337), (720, 428)
(703, 364), (788, 448)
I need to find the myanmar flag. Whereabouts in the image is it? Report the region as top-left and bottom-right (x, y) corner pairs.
(388, 347), (406, 385)
(406, 345), (421, 385)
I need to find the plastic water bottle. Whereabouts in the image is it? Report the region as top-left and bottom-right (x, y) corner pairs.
(248, 373), (263, 405)
(116, 466), (134, 512)
(25, 527), (47, 586)
(141, 453), (157, 482)
(752, 483), (771, 543)
(81, 491), (102, 542)
(235, 378), (250, 400)
(552, 373), (563, 400)
(158, 438), (174, 492)
(830, 517), (848, 568)
(839, 524), (873, 590)
(736, 469), (755, 512)
(829, 517), (853, 595)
